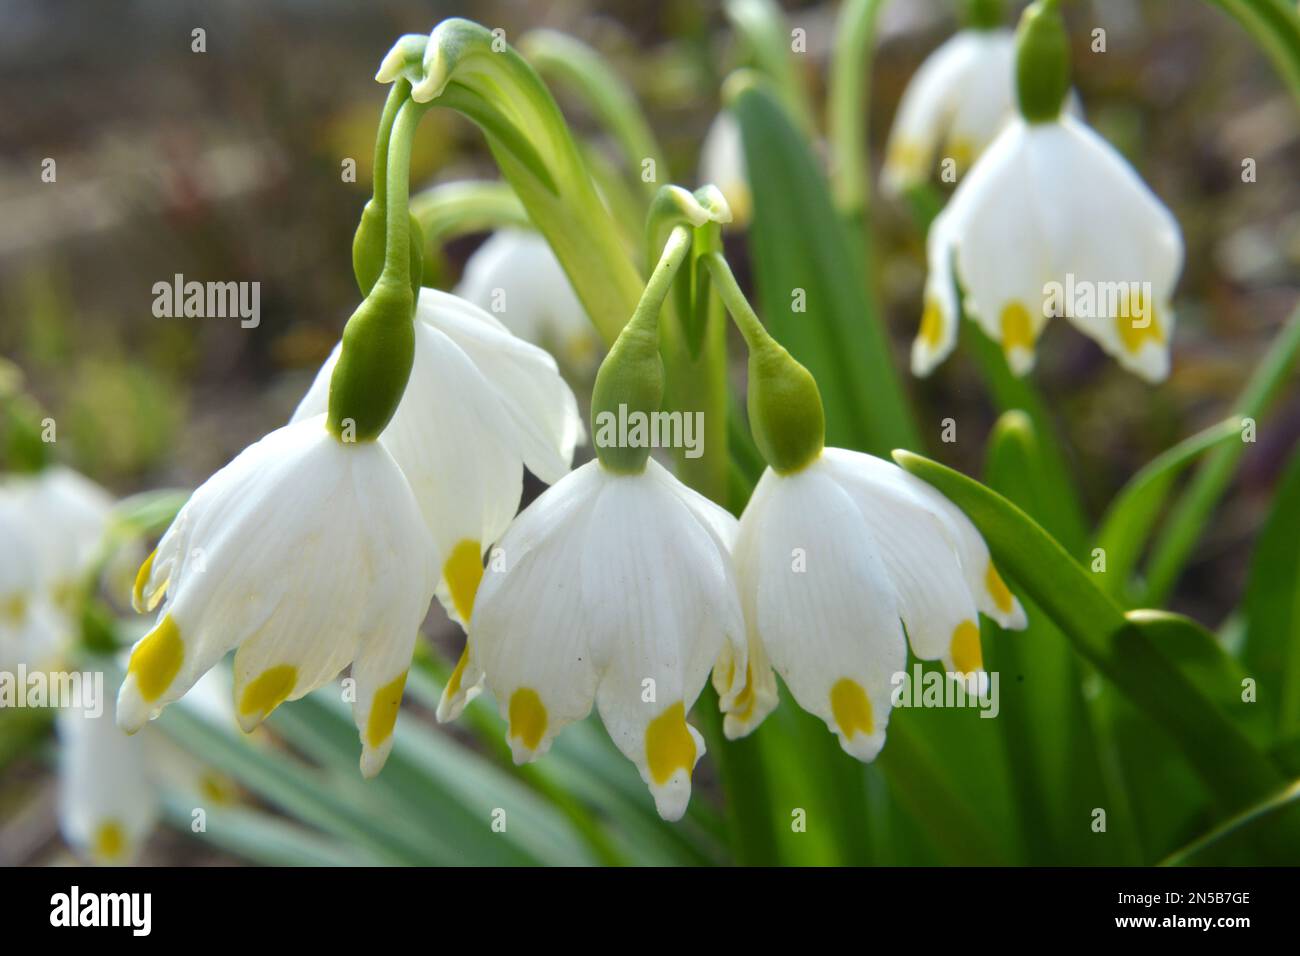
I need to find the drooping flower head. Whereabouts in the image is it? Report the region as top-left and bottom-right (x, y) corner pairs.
(439, 223), (745, 820)
(913, 0), (1183, 382)
(121, 416), (435, 777)
(699, 112), (751, 228)
(704, 250), (1026, 759)
(120, 87), (443, 777)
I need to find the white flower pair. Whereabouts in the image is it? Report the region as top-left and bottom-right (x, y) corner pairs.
(883, 18), (1183, 382)
(117, 288), (583, 779)
(444, 444), (1024, 820)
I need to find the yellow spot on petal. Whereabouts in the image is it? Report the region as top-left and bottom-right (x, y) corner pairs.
(1116, 290), (1164, 354)
(1000, 301), (1037, 358)
(132, 549), (156, 608)
(127, 614), (184, 702)
(199, 772), (238, 806)
(445, 646), (470, 700)
(830, 678), (873, 739)
(92, 820), (126, 862)
(366, 671), (408, 747)
(239, 664), (297, 722)
(730, 664), (757, 721)
(645, 702), (697, 786)
(508, 687), (547, 751)
(947, 137), (975, 170)
(886, 139), (926, 178)
(986, 562), (1014, 616)
(444, 539), (484, 623)
(1, 593), (27, 625)
(951, 620), (983, 673)
(919, 297), (944, 348)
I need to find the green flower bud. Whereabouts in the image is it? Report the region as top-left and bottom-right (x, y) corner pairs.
(1016, 0), (1070, 124)
(746, 338), (824, 474)
(326, 277), (416, 442)
(590, 316), (664, 474)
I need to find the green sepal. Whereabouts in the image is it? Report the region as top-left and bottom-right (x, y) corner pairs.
(326, 277), (416, 442)
(1015, 0), (1070, 123)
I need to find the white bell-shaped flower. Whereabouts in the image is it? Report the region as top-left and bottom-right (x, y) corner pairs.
(881, 28), (1019, 194)
(915, 113), (1183, 382)
(454, 228), (601, 371)
(293, 288), (583, 626)
(120, 414), (436, 777)
(720, 448), (1026, 759)
(441, 458), (746, 821)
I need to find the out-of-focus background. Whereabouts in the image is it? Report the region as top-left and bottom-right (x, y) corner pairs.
(1, 0), (1297, 864)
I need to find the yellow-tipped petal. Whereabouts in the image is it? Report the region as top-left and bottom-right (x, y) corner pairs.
(508, 687), (547, 751)
(645, 702), (697, 786)
(950, 620), (983, 673)
(830, 678), (874, 739)
(127, 614), (184, 703)
(443, 539), (484, 623)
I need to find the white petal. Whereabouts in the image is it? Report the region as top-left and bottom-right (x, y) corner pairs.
(820, 449), (989, 671)
(740, 461), (907, 761)
(842, 449), (1027, 631)
(1028, 116), (1183, 382)
(418, 288), (584, 485)
(913, 207), (963, 376)
(945, 119), (1057, 374)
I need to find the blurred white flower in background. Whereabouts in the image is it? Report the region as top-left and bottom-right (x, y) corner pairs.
(881, 27), (1019, 194)
(454, 228), (602, 373)
(60, 665), (237, 865)
(914, 112), (1183, 381)
(699, 112), (751, 228)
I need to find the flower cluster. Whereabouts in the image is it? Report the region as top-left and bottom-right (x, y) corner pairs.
(889, 0), (1183, 382)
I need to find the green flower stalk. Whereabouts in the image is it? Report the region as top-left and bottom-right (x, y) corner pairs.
(377, 21), (644, 345)
(590, 225), (694, 474)
(352, 79), (425, 300)
(1015, 0), (1070, 123)
(704, 251), (824, 474)
(327, 96), (428, 442)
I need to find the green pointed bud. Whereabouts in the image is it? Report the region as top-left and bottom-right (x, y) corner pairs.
(590, 224), (694, 474)
(326, 277), (416, 442)
(352, 200), (425, 299)
(964, 0), (1005, 30)
(1016, 0), (1070, 123)
(747, 338), (824, 474)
